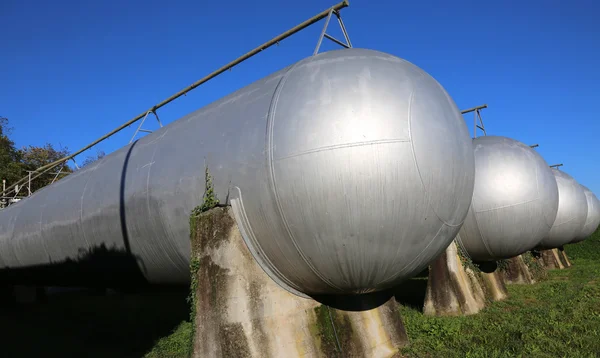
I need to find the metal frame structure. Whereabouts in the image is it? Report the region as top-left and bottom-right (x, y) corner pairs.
(535, 146), (564, 171)
(1, 1), (352, 205)
(461, 104), (488, 138)
(130, 110), (164, 144)
(313, 7), (352, 55)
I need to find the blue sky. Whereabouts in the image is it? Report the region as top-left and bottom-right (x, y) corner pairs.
(1, 0), (598, 192)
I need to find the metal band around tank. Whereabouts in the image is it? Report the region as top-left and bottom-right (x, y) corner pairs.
(230, 187), (310, 298)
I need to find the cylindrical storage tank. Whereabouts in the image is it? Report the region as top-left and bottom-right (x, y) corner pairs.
(456, 136), (559, 261)
(572, 185), (600, 243)
(0, 48), (475, 296)
(537, 169), (588, 249)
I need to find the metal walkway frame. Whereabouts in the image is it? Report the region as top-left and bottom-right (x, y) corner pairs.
(461, 104), (488, 138)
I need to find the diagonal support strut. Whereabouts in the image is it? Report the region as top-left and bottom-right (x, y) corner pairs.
(314, 9), (352, 55)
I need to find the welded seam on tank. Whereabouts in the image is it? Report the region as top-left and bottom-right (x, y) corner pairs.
(231, 194), (305, 295)
(553, 215), (578, 228)
(266, 60), (342, 291)
(1, 206), (21, 267)
(534, 154), (540, 200)
(274, 139), (410, 161)
(230, 188), (310, 298)
(534, 158), (552, 229)
(474, 197), (539, 214)
(145, 138), (187, 277)
(407, 75), (463, 228)
(584, 195), (593, 227)
(473, 208), (495, 259)
(79, 165), (98, 251)
(454, 233), (473, 261)
(234, 64), (324, 295)
(38, 190), (51, 265)
(378, 223), (447, 287)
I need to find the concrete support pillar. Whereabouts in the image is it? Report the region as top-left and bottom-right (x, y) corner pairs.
(502, 255), (536, 284)
(557, 247), (572, 268)
(190, 207), (408, 358)
(539, 249), (564, 270)
(423, 241), (487, 316)
(480, 270), (508, 301)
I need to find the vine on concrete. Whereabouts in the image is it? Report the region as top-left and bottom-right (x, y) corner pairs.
(192, 165), (220, 217)
(187, 164), (219, 355)
(456, 242), (479, 273)
(496, 259), (510, 272)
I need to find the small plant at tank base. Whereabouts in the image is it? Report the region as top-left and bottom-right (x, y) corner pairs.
(457, 242), (479, 273)
(192, 166), (220, 216)
(496, 259), (510, 272)
(187, 258), (201, 349)
(522, 251), (547, 281)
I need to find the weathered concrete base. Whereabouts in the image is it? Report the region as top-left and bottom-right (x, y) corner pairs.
(480, 270), (508, 301)
(502, 255), (536, 284)
(423, 241), (489, 316)
(314, 295), (408, 357)
(539, 249), (565, 270)
(557, 247), (572, 268)
(190, 207), (408, 358)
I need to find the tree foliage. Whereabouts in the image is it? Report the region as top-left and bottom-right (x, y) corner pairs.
(0, 117), (24, 188)
(19, 143), (73, 193)
(81, 150), (106, 168)
(0, 117), (75, 196)
(0, 116), (111, 198)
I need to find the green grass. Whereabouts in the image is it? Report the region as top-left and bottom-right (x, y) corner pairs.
(6, 230), (600, 358)
(400, 228), (600, 358)
(144, 320), (192, 358)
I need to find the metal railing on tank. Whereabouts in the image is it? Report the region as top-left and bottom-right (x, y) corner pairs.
(458, 105), (565, 172)
(461, 104), (488, 138)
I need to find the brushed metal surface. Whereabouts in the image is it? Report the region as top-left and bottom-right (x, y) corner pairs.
(572, 185), (600, 243)
(457, 136), (559, 261)
(0, 48), (474, 295)
(537, 169), (588, 249)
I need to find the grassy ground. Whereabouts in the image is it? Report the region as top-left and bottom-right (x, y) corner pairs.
(400, 228), (600, 358)
(4, 230), (599, 357)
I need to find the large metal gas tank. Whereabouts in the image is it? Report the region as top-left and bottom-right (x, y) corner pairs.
(457, 136), (559, 261)
(0, 48), (474, 296)
(537, 169), (588, 249)
(571, 185), (600, 243)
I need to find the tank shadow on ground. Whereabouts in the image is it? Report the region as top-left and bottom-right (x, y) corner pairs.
(0, 286), (190, 358)
(310, 268), (430, 312)
(311, 289), (394, 311)
(0, 243), (150, 289)
(474, 260), (498, 274)
(0, 243), (191, 357)
(392, 268), (429, 312)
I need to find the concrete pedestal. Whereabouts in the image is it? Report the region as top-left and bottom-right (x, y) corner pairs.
(424, 241), (488, 316)
(480, 270), (508, 301)
(539, 249), (565, 270)
(190, 207), (408, 358)
(557, 247), (572, 268)
(502, 255), (536, 284)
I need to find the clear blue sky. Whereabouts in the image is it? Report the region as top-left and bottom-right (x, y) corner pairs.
(1, 0), (598, 193)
